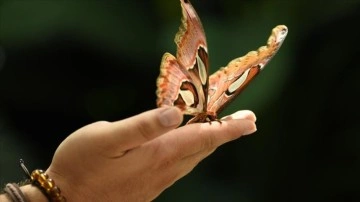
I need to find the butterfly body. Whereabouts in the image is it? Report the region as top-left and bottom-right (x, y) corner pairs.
(156, 0), (288, 124)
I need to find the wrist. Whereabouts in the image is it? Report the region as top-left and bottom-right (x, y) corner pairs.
(0, 184), (48, 202)
(20, 184), (48, 202)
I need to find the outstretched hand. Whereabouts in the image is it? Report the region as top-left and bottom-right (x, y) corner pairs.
(46, 107), (257, 201)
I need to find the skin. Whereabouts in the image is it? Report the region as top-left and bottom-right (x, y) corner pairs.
(0, 107), (257, 202)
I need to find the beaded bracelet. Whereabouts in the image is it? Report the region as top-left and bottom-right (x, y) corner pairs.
(20, 159), (66, 202)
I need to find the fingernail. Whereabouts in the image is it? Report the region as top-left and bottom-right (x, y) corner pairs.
(158, 107), (182, 127)
(229, 110), (256, 122)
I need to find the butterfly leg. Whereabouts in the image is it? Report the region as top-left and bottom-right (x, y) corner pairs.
(187, 112), (219, 124)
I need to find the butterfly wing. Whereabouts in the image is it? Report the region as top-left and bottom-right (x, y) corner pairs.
(207, 25), (288, 115)
(156, 0), (209, 115)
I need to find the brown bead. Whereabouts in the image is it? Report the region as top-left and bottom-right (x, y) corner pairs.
(49, 186), (61, 197)
(31, 169), (42, 181)
(28, 169), (66, 201)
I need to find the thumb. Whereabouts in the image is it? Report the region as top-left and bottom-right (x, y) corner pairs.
(106, 107), (183, 153)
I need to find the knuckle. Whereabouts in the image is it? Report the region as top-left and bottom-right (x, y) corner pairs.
(152, 141), (177, 170)
(200, 131), (216, 152)
(91, 120), (111, 128)
(157, 152), (174, 170)
(78, 120), (111, 134)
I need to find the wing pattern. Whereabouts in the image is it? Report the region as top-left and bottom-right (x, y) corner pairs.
(156, 0), (288, 124)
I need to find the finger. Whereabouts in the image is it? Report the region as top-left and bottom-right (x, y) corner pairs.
(150, 115), (256, 187)
(105, 107), (183, 153)
(221, 110), (256, 122)
(180, 148), (217, 169)
(152, 147), (217, 190)
(155, 111), (257, 161)
(180, 147), (216, 176)
(176, 147), (216, 175)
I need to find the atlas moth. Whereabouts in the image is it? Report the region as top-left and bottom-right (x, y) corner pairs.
(156, 0), (288, 124)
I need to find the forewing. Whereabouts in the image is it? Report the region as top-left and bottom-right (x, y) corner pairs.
(156, 0), (209, 115)
(207, 25), (288, 114)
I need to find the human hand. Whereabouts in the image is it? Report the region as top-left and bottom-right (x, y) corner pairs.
(45, 107), (257, 201)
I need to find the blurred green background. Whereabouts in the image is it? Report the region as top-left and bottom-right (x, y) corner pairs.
(0, 0), (359, 201)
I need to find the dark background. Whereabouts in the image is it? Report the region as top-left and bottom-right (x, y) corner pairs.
(1, 0), (359, 201)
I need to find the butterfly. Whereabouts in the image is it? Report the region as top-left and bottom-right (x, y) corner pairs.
(156, 0), (288, 124)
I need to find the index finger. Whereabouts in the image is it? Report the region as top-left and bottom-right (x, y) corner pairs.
(157, 110), (257, 160)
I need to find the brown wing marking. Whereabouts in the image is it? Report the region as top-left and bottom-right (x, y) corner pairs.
(207, 25), (288, 115)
